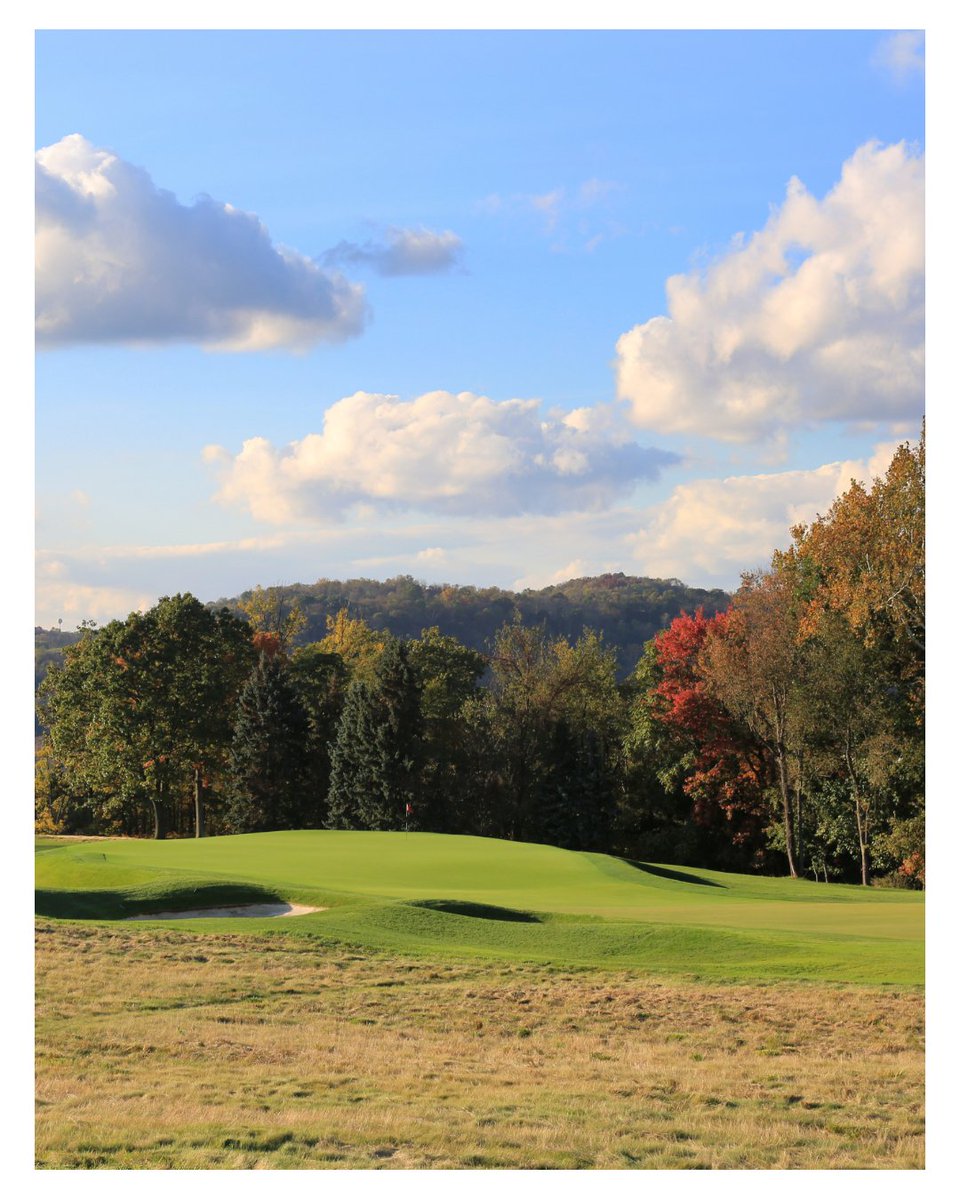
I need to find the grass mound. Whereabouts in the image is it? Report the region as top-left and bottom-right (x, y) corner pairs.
(408, 899), (542, 922)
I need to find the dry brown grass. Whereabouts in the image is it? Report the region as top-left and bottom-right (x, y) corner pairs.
(35, 921), (924, 1169)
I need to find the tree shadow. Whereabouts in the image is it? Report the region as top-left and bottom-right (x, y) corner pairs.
(619, 860), (726, 888)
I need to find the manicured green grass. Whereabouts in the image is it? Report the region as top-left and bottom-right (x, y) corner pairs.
(35, 831), (923, 985)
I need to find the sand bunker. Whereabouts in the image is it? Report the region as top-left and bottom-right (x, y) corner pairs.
(125, 902), (325, 921)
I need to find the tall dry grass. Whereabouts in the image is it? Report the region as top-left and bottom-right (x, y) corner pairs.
(36, 922), (924, 1169)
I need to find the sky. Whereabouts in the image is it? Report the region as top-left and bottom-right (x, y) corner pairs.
(34, 27), (925, 629)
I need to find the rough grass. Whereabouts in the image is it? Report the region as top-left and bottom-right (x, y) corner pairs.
(35, 922), (924, 1170)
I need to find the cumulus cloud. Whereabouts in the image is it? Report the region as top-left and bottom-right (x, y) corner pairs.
(615, 141), (924, 442)
(628, 445), (900, 586)
(323, 226), (463, 275)
(206, 390), (679, 522)
(873, 32), (925, 83)
(36, 134), (367, 350)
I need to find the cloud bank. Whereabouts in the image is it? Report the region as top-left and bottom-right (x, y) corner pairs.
(323, 226), (463, 275)
(615, 141), (924, 442)
(628, 444), (900, 585)
(36, 134), (367, 351)
(38, 438), (908, 630)
(205, 390), (679, 522)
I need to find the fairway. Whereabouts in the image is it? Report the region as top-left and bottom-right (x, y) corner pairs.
(36, 832), (923, 985)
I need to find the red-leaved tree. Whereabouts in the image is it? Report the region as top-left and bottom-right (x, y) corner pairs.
(651, 609), (769, 858)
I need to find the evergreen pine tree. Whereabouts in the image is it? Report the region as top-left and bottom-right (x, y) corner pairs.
(325, 638), (424, 830)
(538, 721), (616, 851)
(326, 678), (381, 829)
(366, 638), (423, 829)
(224, 653), (311, 832)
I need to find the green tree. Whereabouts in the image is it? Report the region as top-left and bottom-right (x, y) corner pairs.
(223, 653), (313, 832)
(38, 594), (254, 838)
(287, 643), (349, 814)
(480, 621), (625, 844)
(797, 612), (905, 885)
(326, 638), (424, 830)
(407, 627), (487, 830)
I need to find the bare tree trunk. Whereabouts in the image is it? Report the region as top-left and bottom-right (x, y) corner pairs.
(795, 752), (805, 876)
(150, 781), (169, 840)
(844, 731), (870, 886)
(194, 766), (205, 839)
(775, 746), (799, 878)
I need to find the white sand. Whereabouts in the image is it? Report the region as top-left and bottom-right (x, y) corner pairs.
(125, 902), (325, 921)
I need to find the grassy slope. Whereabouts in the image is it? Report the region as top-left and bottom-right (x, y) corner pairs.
(35, 831), (924, 985)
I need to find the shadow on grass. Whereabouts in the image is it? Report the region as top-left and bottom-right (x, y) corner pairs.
(409, 899), (543, 923)
(36, 882), (281, 921)
(620, 861), (727, 888)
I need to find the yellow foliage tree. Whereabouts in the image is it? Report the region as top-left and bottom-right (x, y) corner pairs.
(317, 608), (386, 681)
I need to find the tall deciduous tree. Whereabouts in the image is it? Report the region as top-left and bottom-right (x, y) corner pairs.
(790, 430), (924, 702)
(238, 585), (308, 651)
(287, 643), (349, 815)
(38, 595), (254, 838)
(317, 608), (386, 683)
(643, 610), (769, 863)
(700, 575), (808, 877)
(480, 621), (625, 844)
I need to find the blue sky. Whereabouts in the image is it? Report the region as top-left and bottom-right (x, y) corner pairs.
(35, 28), (925, 627)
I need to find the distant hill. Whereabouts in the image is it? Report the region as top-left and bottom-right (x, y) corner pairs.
(35, 574), (730, 690)
(35, 626), (84, 691)
(216, 573), (730, 678)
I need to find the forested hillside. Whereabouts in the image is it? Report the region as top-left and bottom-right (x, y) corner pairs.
(216, 574), (730, 678)
(37, 574), (730, 687)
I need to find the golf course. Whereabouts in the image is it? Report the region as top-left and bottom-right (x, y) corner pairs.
(35, 830), (924, 1169)
(36, 830), (923, 984)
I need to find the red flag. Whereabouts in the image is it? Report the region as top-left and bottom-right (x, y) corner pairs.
(405, 803), (413, 815)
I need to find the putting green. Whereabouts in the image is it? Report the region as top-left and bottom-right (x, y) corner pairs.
(35, 831), (924, 985)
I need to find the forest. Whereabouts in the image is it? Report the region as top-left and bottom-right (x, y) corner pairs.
(35, 436), (923, 887)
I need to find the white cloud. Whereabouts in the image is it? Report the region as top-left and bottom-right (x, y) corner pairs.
(36, 134), (367, 351)
(322, 226), (463, 275)
(627, 446), (900, 586)
(36, 556), (153, 627)
(872, 32), (925, 84)
(206, 390), (679, 522)
(513, 559), (594, 591)
(615, 141), (924, 442)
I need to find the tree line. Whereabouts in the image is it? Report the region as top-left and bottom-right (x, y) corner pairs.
(36, 434), (923, 886)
